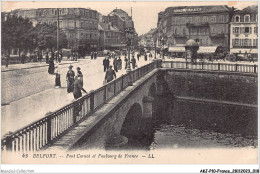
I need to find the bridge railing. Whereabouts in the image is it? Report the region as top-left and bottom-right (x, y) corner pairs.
(161, 61), (258, 74)
(1, 61), (158, 152)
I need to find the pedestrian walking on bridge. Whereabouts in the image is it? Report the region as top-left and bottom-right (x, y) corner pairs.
(131, 56), (137, 69)
(105, 65), (117, 83)
(66, 65), (75, 93)
(117, 56), (122, 70)
(124, 56), (128, 69)
(113, 56), (118, 72)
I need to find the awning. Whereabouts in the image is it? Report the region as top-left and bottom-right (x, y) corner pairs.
(197, 46), (217, 54)
(168, 46), (185, 52)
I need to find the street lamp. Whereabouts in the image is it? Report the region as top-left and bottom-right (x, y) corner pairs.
(125, 27), (134, 73)
(160, 34), (167, 59)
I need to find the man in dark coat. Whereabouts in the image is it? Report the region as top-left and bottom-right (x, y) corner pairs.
(144, 53), (148, 61)
(48, 57), (55, 74)
(131, 56), (137, 69)
(137, 53), (140, 61)
(103, 57), (108, 72)
(113, 57), (118, 72)
(105, 65), (117, 83)
(124, 56), (128, 69)
(117, 56), (122, 70)
(45, 53), (49, 64)
(66, 65), (75, 93)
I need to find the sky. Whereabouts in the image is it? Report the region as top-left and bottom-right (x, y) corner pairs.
(2, 1), (258, 35)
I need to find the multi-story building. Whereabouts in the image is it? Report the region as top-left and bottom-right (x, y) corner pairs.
(109, 8), (138, 48)
(157, 6), (232, 55)
(12, 8), (99, 54)
(138, 28), (157, 50)
(98, 15), (121, 50)
(230, 5), (258, 57)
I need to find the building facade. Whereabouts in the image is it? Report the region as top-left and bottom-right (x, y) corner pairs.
(13, 8), (99, 54)
(109, 9), (138, 49)
(230, 5), (258, 57)
(157, 6), (232, 55)
(138, 28), (157, 50)
(98, 15), (121, 50)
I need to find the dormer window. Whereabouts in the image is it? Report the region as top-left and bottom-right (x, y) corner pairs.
(244, 15), (250, 22)
(235, 15), (240, 22)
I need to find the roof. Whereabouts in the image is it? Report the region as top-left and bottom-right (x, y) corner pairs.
(235, 5), (258, 14)
(98, 22), (119, 32)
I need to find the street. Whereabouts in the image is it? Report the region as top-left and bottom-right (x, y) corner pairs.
(1, 55), (152, 137)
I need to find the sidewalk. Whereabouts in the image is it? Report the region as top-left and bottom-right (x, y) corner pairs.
(1, 56), (152, 137)
(1, 60), (81, 72)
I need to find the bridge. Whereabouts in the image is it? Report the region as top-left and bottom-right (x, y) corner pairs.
(1, 60), (258, 152)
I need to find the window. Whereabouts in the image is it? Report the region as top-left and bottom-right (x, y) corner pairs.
(44, 10), (47, 16)
(69, 20), (74, 29)
(187, 17), (192, 23)
(55, 10), (57, 15)
(172, 17), (175, 24)
(175, 17), (180, 24)
(234, 39), (239, 46)
(219, 15), (224, 22)
(195, 17), (199, 23)
(234, 27), (239, 34)
(254, 27), (258, 34)
(210, 16), (216, 23)
(181, 17), (186, 24)
(81, 21), (84, 28)
(244, 15), (250, 22)
(244, 39), (249, 46)
(244, 27), (250, 34)
(59, 21), (62, 28)
(81, 33), (83, 37)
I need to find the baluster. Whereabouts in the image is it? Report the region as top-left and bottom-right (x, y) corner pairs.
(22, 134), (26, 153)
(26, 132), (29, 153)
(47, 117), (52, 143)
(19, 135), (22, 153)
(39, 124), (43, 148)
(30, 130), (33, 152)
(15, 137), (18, 153)
(36, 127), (39, 151)
(42, 124), (45, 146)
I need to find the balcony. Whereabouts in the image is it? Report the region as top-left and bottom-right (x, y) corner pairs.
(186, 22), (209, 28)
(232, 46), (258, 49)
(210, 33), (225, 38)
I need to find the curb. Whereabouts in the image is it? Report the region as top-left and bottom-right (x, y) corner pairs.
(1, 61), (80, 72)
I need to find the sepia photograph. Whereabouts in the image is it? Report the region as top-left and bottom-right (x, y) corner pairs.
(0, 0), (259, 173)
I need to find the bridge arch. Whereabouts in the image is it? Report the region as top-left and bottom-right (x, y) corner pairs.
(120, 103), (143, 139)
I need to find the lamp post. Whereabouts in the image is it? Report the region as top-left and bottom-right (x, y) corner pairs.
(125, 27), (134, 73)
(57, 8), (60, 61)
(160, 34), (167, 59)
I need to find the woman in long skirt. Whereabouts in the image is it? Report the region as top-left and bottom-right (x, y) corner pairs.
(48, 58), (55, 74)
(54, 65), (61, 88)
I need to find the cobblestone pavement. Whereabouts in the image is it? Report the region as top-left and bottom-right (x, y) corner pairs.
(1, 60), (81, 104)
(1, 55), (152, 137)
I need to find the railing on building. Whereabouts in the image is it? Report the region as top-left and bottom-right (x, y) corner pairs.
(1, 61), (159, 152)
(161, 61), (258, 74)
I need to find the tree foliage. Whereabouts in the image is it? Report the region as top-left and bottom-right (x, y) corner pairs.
(2, 14), (68, 53)
(25, 23), (68, 50)
(2, 14), (34, 52)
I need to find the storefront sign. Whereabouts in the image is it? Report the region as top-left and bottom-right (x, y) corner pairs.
(173, 8), (202, 13)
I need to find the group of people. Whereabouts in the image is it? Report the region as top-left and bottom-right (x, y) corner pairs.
(91, 51), (98, 60)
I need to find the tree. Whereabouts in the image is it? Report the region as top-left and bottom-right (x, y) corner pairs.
(2, 14), (34, 54)
(25, 23), (68, 52)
